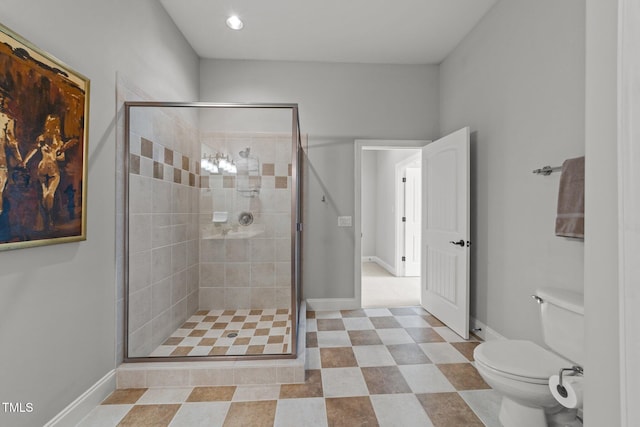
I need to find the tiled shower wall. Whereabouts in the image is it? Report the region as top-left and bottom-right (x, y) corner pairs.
(127, 107), (201, 358)
(199, 133), (293, 311)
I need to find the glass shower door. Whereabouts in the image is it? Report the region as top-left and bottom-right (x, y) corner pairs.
(123, 103), (300, 361)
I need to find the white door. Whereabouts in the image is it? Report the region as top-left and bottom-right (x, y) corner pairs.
(404, 167), (421, 276)
(421, 127), (470, 339)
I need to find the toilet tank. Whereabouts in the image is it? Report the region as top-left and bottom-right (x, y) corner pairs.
(536, 287), (584, 366)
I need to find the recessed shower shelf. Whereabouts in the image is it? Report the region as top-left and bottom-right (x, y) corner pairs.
(201, 226), (265, 240)
(236, 188), (260, 197)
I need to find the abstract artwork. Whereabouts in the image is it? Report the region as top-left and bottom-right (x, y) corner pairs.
(0, 23), (89, 250)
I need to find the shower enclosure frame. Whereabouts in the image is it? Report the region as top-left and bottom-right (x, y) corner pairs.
(122, 101), (302, 363)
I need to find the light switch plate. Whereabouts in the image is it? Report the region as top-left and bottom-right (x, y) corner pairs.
(338, 216), (352, 227)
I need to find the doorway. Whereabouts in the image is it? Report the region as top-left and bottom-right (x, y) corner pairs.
(355, 141), (427, 308)
(355, 128), (470, 338)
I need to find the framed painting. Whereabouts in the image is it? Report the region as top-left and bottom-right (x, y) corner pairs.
(0, 23), (89, 251)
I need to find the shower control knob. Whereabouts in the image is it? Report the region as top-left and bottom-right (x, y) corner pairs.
(238, 211), (254, 226)
(449, 239), (465, 247)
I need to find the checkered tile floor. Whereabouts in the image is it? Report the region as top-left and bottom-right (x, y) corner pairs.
(150, 308), (292, 357)
(81, 306), (502, 426)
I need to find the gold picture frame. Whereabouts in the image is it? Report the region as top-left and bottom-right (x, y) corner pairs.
(0, 23), (90, 250)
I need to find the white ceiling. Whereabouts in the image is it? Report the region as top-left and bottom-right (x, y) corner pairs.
(160, 0), (497, 65)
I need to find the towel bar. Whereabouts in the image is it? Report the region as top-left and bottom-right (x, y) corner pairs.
(532, 165), (562, 175)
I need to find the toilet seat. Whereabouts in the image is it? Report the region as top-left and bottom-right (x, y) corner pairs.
(474, 340), (571, 384)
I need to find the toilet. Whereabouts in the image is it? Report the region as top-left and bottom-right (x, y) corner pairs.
(473, 288), (584, 427)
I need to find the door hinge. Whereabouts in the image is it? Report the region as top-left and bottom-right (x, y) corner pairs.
(402, 177), (406, 183)
(297, 223), (303, 232)
(402, 256), (406, 262)
(402, 217), (406, 222)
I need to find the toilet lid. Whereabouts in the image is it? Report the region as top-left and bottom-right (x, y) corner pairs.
(474, 340), (570, 380)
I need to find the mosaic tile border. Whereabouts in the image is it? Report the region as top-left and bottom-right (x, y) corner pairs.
(130, 136), (200, 187)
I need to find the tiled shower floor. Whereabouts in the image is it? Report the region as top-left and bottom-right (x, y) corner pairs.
(150, 308), (292, 357)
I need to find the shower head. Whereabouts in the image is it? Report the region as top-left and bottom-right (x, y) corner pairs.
(239, 147), (251, 158)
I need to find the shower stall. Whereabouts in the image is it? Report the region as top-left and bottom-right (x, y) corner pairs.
(122, 102), (302, 362)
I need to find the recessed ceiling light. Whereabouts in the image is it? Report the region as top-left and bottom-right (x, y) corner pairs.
(226, 15), (244, 30)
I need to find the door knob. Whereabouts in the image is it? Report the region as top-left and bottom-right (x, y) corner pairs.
(449, 239), (465, 247)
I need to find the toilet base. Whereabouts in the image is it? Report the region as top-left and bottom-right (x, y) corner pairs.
(547, 409), (582, 427)
(499, 397), (581, 427)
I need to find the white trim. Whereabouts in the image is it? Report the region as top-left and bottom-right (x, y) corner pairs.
(618, 1), (640, 424)
(395, 165), (405, 277)
(470, 317), (507, 341)
(354, 139), (429, 310)
(44, 370), (116, 427)
(306, 298), (359, 311)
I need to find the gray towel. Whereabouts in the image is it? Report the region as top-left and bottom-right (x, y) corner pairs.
(555, 156), (585, 238)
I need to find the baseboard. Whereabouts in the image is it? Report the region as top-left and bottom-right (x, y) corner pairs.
(372, 256), (396, 276)
(470, 317), (507, 341)
(306, 298), (359, 311)
(361, 256), (397, 276)
(44, 370), (116, 427)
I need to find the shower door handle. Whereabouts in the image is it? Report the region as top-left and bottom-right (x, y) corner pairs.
(449, 239), (465, 247)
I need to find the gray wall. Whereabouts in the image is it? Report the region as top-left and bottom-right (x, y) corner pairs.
(200, 60), (440, 298)
(0, 1), (199, 426)
(439, 0), (586, 343)
(584, 0), (620, 424)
